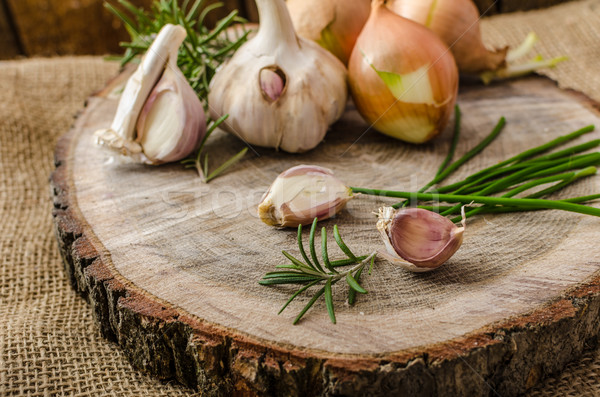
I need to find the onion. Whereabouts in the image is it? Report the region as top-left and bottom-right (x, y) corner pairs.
(286, 0), (371, 65)
(387, 0), (566, 80)
(387, 0), (505, 74)
(348, 0), (458, 144)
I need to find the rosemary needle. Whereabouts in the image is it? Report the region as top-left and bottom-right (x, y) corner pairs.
(260, 219), (376, 324)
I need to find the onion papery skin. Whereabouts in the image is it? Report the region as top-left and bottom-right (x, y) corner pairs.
(287, 0), (371, 65)
(348, 0), (458, 143)
(387, 0), (507, 74)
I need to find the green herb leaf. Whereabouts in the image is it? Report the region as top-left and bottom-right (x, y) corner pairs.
(321, 227), (337, 273)
(260, 218), (377, 324)
(293, 287), (325, 325)
(309, 218), (325, 272)
(278, 279), (321, 315)
(324, 279), (336, 324)
(333, 225), (357, 261)
(346, 272), (367, 294)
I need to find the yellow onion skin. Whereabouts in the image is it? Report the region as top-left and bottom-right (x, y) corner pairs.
(348, 0), (458, 144)
(387, 0), (507, 74)
(287, 0), (371, 65)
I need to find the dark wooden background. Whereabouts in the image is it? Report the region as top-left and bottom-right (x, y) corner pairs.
(0, 0), (572, 60)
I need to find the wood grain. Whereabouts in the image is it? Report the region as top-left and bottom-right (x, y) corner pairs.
(52, 76), (600, 396)
(0, 0), (20, 59)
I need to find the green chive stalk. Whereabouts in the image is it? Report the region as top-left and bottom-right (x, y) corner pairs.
(351, 188), (600, 218)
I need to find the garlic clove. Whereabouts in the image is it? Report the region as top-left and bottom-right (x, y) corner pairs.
(259, 67), (286, 102)
(94, 24), (187, 155)
(135, 66), (206, 164)
(208, 0), (347, 153)
(348, 0), (458, 144)
(377, 207), (465, 272)
(258, 165), (353, 227)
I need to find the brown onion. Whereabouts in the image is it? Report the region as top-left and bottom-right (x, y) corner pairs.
(387, 0), (507, 74)
(348, 0), (458, 143)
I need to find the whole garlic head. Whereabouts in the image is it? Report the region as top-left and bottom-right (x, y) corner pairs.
(208, 0), (348, 153)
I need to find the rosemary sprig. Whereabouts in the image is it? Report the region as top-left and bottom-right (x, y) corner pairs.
(106, 0), (253, 182)
(106, 0), (249, 103)
(259, 218), (376, 325)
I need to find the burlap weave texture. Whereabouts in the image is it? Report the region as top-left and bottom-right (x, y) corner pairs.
(0, 57), (192, 396)
(1, 0), (600, 395)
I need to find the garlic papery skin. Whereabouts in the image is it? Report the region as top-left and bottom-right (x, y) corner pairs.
(258, 165), (353, 227)
(386, 0), (507, 75)
(376, 207), (465, 272)
(348, 0), (458, 144)
(286, 0), (371, 65)
(208, 0), (348, 153)
(135, 64), (206, 165)
(94, 24), (187, 156)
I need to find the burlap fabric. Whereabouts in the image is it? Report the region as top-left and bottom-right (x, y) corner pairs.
(0, 1), (599, 395)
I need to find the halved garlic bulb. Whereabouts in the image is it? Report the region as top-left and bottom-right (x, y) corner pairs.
(208, 0), (348, 153)
(258, 165), (353, 227)
(136, 65), (206, 164)
(94, 24), (206, 164)
(348, 0), (458, 144)
(377, 207), (465, 272)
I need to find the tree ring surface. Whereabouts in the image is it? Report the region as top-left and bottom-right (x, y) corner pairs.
(54, 76), (600, 395)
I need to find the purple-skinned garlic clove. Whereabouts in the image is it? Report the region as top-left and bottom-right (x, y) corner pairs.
(258, 165), (353, 227)
(376, 206), (465, 272)
(260, 66), (286, 103)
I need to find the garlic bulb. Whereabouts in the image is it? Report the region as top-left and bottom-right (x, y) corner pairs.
(94, 24), (206, 164)
(348, 0), (458, 144)
(377, 207), (466, 272)
(258, 165), (353, 227)
(208, 0), (348, 153)
(286, 0), (371, 65)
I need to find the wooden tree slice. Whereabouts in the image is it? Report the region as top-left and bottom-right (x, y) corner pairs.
(52, 76), (600, 396)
